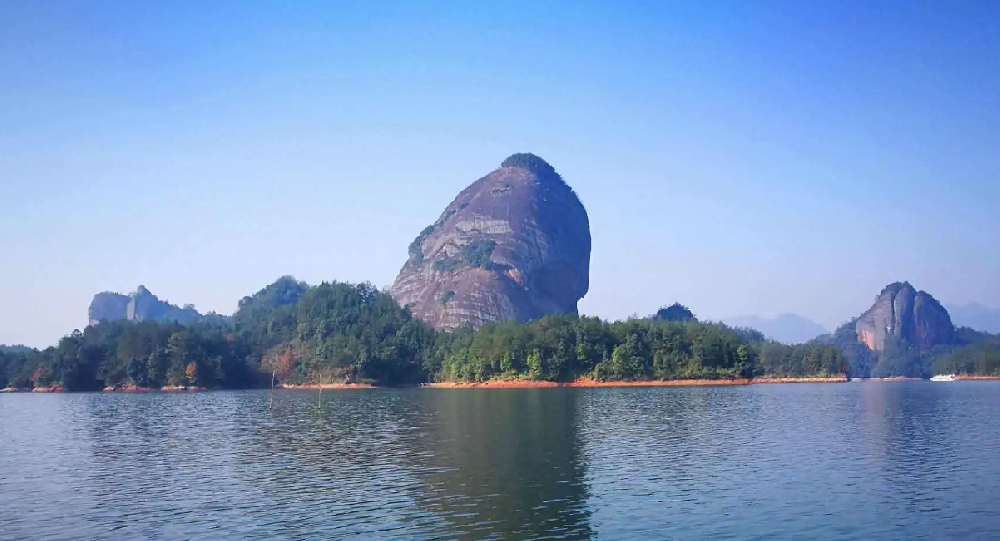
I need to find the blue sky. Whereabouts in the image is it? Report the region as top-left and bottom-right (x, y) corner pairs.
(2, 0), (998, 347)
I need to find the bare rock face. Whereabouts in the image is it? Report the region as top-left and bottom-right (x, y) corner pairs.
(855, 282), (956, 351)
(88, 285), (224, 326)
(88, 292), (132, 326)
(390, 154), (591, 330)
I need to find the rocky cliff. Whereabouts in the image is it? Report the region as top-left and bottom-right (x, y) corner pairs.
(88, 286), (224, 326)
(390, 153), (591, 330)
(855, 282), (956, 351)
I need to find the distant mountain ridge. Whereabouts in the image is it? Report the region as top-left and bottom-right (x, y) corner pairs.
(721, 314), (828, 344)
(88, 285), (227, 326)
(946, 303), (1000, 334)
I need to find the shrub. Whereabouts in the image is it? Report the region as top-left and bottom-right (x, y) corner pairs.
(461, 239), (497, 270)
(433, 257), (461, 273)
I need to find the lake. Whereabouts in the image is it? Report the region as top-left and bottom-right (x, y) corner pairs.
(2, 382), (999, 540)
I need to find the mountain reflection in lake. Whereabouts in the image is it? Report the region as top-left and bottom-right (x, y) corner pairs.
(2, 383), (1000, 540)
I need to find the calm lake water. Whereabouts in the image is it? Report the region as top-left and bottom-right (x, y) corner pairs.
(2, 383), (999, 540)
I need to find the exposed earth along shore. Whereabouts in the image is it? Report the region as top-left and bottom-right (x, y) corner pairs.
(278, 382), (377, 390)
(423, 376), (848, 388)
(17, 374), (1000, 393)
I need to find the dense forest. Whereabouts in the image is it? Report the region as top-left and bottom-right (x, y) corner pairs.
(0, 321), (256, 391)
(437, 316), (844, 382)
(934, 337), (1000, 376)
(3, 276), (852, 391)
(815, 320), (1000, 378)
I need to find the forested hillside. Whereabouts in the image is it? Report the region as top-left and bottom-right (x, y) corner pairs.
(1, 277), (847, 391)
(934, 335), (1000, 375)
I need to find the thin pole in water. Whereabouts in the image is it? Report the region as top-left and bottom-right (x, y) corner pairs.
(268, 370), (276, 412)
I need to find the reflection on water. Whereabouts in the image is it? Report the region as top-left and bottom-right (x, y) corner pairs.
(2, 383), (1000, 540)
(410, 390), (592, 540)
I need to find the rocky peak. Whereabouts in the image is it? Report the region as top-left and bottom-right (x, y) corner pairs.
(88, 292), (131, 326)
(390, 153), (591, 330)
(88, 286), (223, 326)
(855, 281), (956, 351)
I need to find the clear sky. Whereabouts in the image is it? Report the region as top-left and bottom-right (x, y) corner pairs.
(2, 0), (999, 348)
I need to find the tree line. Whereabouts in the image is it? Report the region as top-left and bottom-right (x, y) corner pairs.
(2, 277), (851, 391)
(934, 341), (1000, 375)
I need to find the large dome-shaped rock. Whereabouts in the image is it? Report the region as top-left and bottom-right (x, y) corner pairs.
(855, 281), (956, 351)
(390, 154), (591, 330)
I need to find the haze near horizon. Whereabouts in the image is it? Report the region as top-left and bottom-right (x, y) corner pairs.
(2, 1), (999, 348)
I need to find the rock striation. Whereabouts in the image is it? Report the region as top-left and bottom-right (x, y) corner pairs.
(855, 281), (956, 351)
(390, 153), (591, 330)
(88, 285), (224, 326)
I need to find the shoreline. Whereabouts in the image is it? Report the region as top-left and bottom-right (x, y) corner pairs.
(857, 377), (924, 382)
(422, 376), (848, 389)
(424, 378), (750, 388)
(750, 377), (848, 384)
(278, 382), (376, 390)
(1, 385), (209, 393)
(0, 386), (66, 393)
(102, 385), (207, 392)
(15, 374), (1000, 393)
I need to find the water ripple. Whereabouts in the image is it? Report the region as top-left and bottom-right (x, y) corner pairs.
(1, 383), (1000, 539)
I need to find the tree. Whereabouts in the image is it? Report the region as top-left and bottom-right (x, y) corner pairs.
(1, 274), (868, 391)
(526, 350), (543, 379)
(653, 303), (696, 322)
(461, 239), (497, 270)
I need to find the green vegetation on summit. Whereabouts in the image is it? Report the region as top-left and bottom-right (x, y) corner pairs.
(500, 153), (564, 183)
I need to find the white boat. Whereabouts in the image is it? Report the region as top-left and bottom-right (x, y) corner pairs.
(930, 374), (956, 382)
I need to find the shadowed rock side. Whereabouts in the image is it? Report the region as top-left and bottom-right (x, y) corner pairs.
(391, 154), (591, 330)
(855, 281), (956, 351)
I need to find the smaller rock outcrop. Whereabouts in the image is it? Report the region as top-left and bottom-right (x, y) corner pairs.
(88, 286), (224, 326)
(855, 282), (956, 351)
